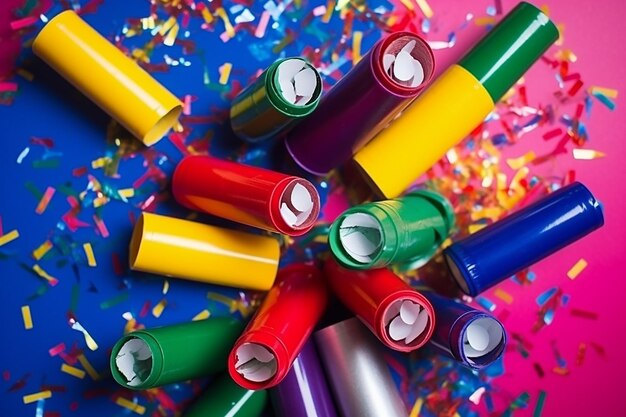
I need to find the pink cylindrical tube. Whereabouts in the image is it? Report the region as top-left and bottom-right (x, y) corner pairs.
(172, 155), (320, 236)
(228, 263), (328, 390)
(285, 31), (434, 175)
(324, 259), (435, 352)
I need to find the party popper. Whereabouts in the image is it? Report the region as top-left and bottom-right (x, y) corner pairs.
(271, 340), (338, 417)
(284, 31), (434, 175)
(172, 155), (320, 236)
(32, 10), (181, 146)
(324, 259), (434, 352)
(230, 57), (322, 142)
(228, 263), (328, 390)
(423, 292), (506, 369)
(315, 318), (407, 417)
(328, 189), (454, 270)
(129, 212), (279, 290)
(183, 373), (267, 417)
(353, 1), (559, 198)
(110, 318), (243, 390)
(445, 182), (604, 296)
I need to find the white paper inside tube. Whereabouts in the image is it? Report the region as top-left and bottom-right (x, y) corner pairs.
(338, 213), (382, 264)
(463, 317), (504, 359)
(382, 39), (425, 88)
(235, 343), (277, 382)
(280, 183), (315, 228)
(277, 59), (318, 106)
(385, 299), (430, 345)
(115, 338), (152, 386)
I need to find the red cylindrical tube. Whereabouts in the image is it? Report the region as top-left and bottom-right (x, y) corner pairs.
(172, 155), (321, 236)
(324, 259), (435, 352)
(228, 263), (328, 390)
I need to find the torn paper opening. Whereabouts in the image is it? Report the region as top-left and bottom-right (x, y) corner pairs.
(463, 317), (504, 361)
(277, 59), (319, 106)
(384, 299), (430, 345)
(279, 180), (316, 229)
(446, 253), (471, 295)
(115, 337), (153, 387)
(381, 36), (426, 88)
(235, 343), (277, 383)
(338, 213), (382, 264)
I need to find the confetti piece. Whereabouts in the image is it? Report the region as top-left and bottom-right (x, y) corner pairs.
(163, 23), (179, 46)
(152, 298), (167, 318)
(61, 364), (85, 379)
(93, 215), (109, 238)
(416, 0), (434, 18)
(49, 343), (65, 357)
(0, 229), (19, 247)
(321, 0), (335, 22)
(567, 79), (583, 96)
(82, 243), (96, 267)
(533, 362), (544, 378)
(77, 354), (99, 380)
(115, 397), (146, 415)
(567, 258), (588, 279)
(162, 280), (170, 295)
(576, 343), (587, 366)
(100, 292), (129, 309)
(70, 318), (99, 351)
(592, 91), (616, 110)
(17, 147), (30, 163)
(219, 63), (232, 85)
(21, 305), (33, 330)
(409, 397), (424, 417)
(552, 366), (569, 376)
(589, 86), (618, 98)
(533, 391), (546, 417)
(23, 391), (52, 404)
(475, 16), (497, 26)
(32, 240), (53, 260)
(216, 7), (235, 38)
(494, 288), (513, 304)
(476, 296), (496, 312)
(570, 308), (598, 320)
(542, 128), (563, 140)
(399, 0), (414, 11)
(572, 149), (605, 160)
(468, 223), (487, 234)
(352, 31), (362, 65)
(192, 309), (211, 321)
(32, 264), (59, 286)
(255, 10), (270, 38)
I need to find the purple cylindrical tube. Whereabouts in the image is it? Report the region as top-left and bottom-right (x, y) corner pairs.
(284, 32), (434, 175)
(270, 340), (338, 417)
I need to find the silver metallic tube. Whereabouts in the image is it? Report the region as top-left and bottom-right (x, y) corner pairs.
(314, 317), (407, 417)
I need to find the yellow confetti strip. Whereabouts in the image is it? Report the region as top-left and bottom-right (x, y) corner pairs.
(163, 23), (179, 47)
(23, 390), (52, 404)
(21, 305), (33, 330)
(494, 288), (513, 304)
(91, 157), (111, 169)
(573, 149), (605, 160)
(409, 397), (424, 417)
(61, 363), (86, 379)
(506, 151), (536, 170)
(416, 0), (433, 18)
(589, 86), (618, 98)
(93, 196), (110, 208)
(33, 264), (59, 286)
(208, 292), (237, 312)
(201, 6), (214, 24)
(158, 16), (177, 36)
(77, 354), (100, 380)
(352, 31), (363, 65)
(553, 366), (569, 376)
(0, 229), (19, 247)
(152, 298), (168, 318)
(216, 8), (235, 37)
(118, 188), (135, 198)
(471, 207), (502, 221)
(192, 309), (211, 321)
(83, 243), (97, 267)
(313, 234), (328, 244)
(567, 258), (588, 280)
(116, 397), (146, 415)
(475, 16), (496, 26)
(32, 240), (53, 260)
(219, 62), (232, 85)
(399, 0), (414, 11)
(556, 23), (565, 46)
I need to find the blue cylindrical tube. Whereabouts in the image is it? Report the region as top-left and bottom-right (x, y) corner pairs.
(444, 182), (604, 296)
(423, 292), (506, 369)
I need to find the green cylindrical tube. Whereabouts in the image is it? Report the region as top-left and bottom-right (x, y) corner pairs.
(230, 57), (323, 142)
(459, 2), (559, 101)
(329, 190), (454, 270)
(183, 373), (268, 417)
(110, 318), (244, 390)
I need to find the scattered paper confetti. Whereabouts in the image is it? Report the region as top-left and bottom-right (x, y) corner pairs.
(32, 264), (59, 286)
(494, 288), (513, 304)
(533, 390), (546, 417)
(152, 298), (168, 318)
(115, 397), (146, 415)
(573, 149), (605, 160)
(570, 308), (598, 320)
(192, 309), (211, 321)
(21, 305), (33, 330)
(23, 391), (52, 404)
(69, 318), (99, 351)
(61, 364), (86, 379)
(219, 62), (233, 85)
(567, 258), (588, 279)
(83, 243), (97, 267)
(77, 354), (99, 381)
(0, 229), (19, 247)
(32, 240), (53, 260)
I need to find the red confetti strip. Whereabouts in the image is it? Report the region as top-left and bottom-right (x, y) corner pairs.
(35, 186), (56, 214)
(48, 343), (66, 357)
(569, 308), (598, 320)
(542, 128), (563, 140)
(567, 79), (584, 96)
(533, 362), (544, 378)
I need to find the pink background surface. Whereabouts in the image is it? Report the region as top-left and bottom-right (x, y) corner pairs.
(1, 0), (625, 415)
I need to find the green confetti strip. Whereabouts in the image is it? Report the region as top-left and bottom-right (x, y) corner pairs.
(533, 391), (546, 417)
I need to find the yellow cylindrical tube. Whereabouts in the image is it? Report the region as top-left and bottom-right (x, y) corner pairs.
(32, 11), (182, 146)
(129, 213), (280, 291)
(353, 65), (494, 198)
